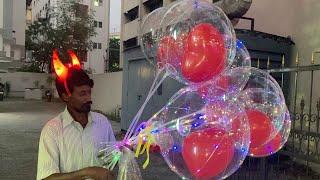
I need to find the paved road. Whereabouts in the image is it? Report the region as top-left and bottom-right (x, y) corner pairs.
(0, 98), (178, 180)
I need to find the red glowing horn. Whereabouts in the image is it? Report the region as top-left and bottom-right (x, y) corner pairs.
(68, 50), (81, 69)
(52, 49), (68, 80)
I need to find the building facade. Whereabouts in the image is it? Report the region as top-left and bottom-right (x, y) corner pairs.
(0, 0), (26, 73)
(31, 0), (110, 74)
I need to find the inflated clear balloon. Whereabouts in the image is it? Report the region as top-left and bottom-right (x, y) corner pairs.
(150, 83), (250, 179)
(205, 67), (251, 96)
(158, 0), (236, 84)
(238, 67), (287, 150)
(249, 108), (291, 157)
(140, 7), (167, 67)
(231, 39), (251, 68)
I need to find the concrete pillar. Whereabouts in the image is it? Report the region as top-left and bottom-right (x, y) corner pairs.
(0, 0), (4, 51)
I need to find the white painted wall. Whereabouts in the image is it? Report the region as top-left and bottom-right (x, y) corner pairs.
(0, 35), (3, 51)
(12, 0), (26, 46)
(4, 43), (10, 57)
(0, 72), (51, 97)
(13, 48), (22, 60)
(0, 0), (3, 29)
(50, 71), (123, 114)
(235, 0), (297, 38)
(0, 0), (3, 51)
(90, 71), (123, 114)
(85, 0), (109, 74)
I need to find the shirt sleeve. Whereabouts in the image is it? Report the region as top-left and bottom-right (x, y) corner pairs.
(37, 125), (60, 180)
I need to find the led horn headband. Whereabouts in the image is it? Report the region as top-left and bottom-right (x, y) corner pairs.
(52, 49), (81, 96)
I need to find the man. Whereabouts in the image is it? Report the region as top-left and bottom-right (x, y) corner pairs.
(37, 67), (115, 180)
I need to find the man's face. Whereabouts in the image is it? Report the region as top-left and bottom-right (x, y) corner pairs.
(68, 85), (92, 113)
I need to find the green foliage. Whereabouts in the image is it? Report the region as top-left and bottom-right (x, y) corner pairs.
(93, 106), (121, 122)
(108, 38), (121, 72)
(26, 0), (96, 72)
(106, 110), (121, 122)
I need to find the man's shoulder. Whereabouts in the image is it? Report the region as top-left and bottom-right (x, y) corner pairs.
(41, 114), (63, 134)
(91, 111), (109, 122)
(91, 111), (114, 127)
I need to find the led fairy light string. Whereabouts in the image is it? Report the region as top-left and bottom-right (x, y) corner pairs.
(127, 109), (204, 144)
(98, 108), (203, 171)
(106, 86), (203, 170)
(125, 85), (190, 142)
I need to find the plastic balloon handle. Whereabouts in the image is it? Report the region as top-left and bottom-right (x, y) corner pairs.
(124, 67), (169, 141)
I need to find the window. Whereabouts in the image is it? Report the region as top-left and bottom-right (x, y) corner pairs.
(10, 51), (14, 58)
(123, 37), (138, 49)
(94, 21), (98, 27)
(93, 42), (97, 49)
(98, 43), (102, 49)
(99, 22), (102, 28)
(143, 0), (163, 13)
(94, 0), (103, 7)
(124, 6), (139, 23)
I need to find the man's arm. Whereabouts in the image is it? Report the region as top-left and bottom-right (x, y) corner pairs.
(37, 125), (61, 180)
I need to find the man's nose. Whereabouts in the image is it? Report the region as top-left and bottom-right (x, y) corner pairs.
(85, 94), (92, 102)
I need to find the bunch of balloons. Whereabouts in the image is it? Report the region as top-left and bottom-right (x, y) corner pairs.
(98, 0), (291, 179)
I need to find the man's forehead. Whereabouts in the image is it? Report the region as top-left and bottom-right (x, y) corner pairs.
(74, 85), (91, 91)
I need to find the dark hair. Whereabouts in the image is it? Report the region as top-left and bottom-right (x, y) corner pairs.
(55, 68), (94, 98)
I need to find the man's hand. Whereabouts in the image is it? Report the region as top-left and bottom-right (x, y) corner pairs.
(83, 167), (114, 180)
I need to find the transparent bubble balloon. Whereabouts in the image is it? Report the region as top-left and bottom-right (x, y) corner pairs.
(151, 84), (250, 179)
(158, 0), (236, 85)
(140, 7), (168, 67)
(231, 39), (251, 68)
(238, 67), (287, 150)
(249, 108), (291, 157)
(198, 39), (251, 98)
(206, 67), (251, 96)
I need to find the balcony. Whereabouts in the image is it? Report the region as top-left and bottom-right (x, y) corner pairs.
(123, 0), (139, 13)
(123, 19), (139, 41)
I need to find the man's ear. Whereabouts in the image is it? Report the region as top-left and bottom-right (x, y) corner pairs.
(61, 92), (70, 102)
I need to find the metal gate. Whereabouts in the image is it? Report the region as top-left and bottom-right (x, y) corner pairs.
(229, 52), (320, 180)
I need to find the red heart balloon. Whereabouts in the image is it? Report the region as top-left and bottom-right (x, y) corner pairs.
(246, 109), (273, 149)
(156, 36), (180, 68)
(250, 133), (282, 157)
(182, 23), (226, 83)
(182, 128), (234, 178)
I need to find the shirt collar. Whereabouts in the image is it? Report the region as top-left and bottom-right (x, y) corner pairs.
(62, 106), (95, 129)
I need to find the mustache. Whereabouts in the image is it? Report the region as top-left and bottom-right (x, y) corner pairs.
(84, 101), (92, 105)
